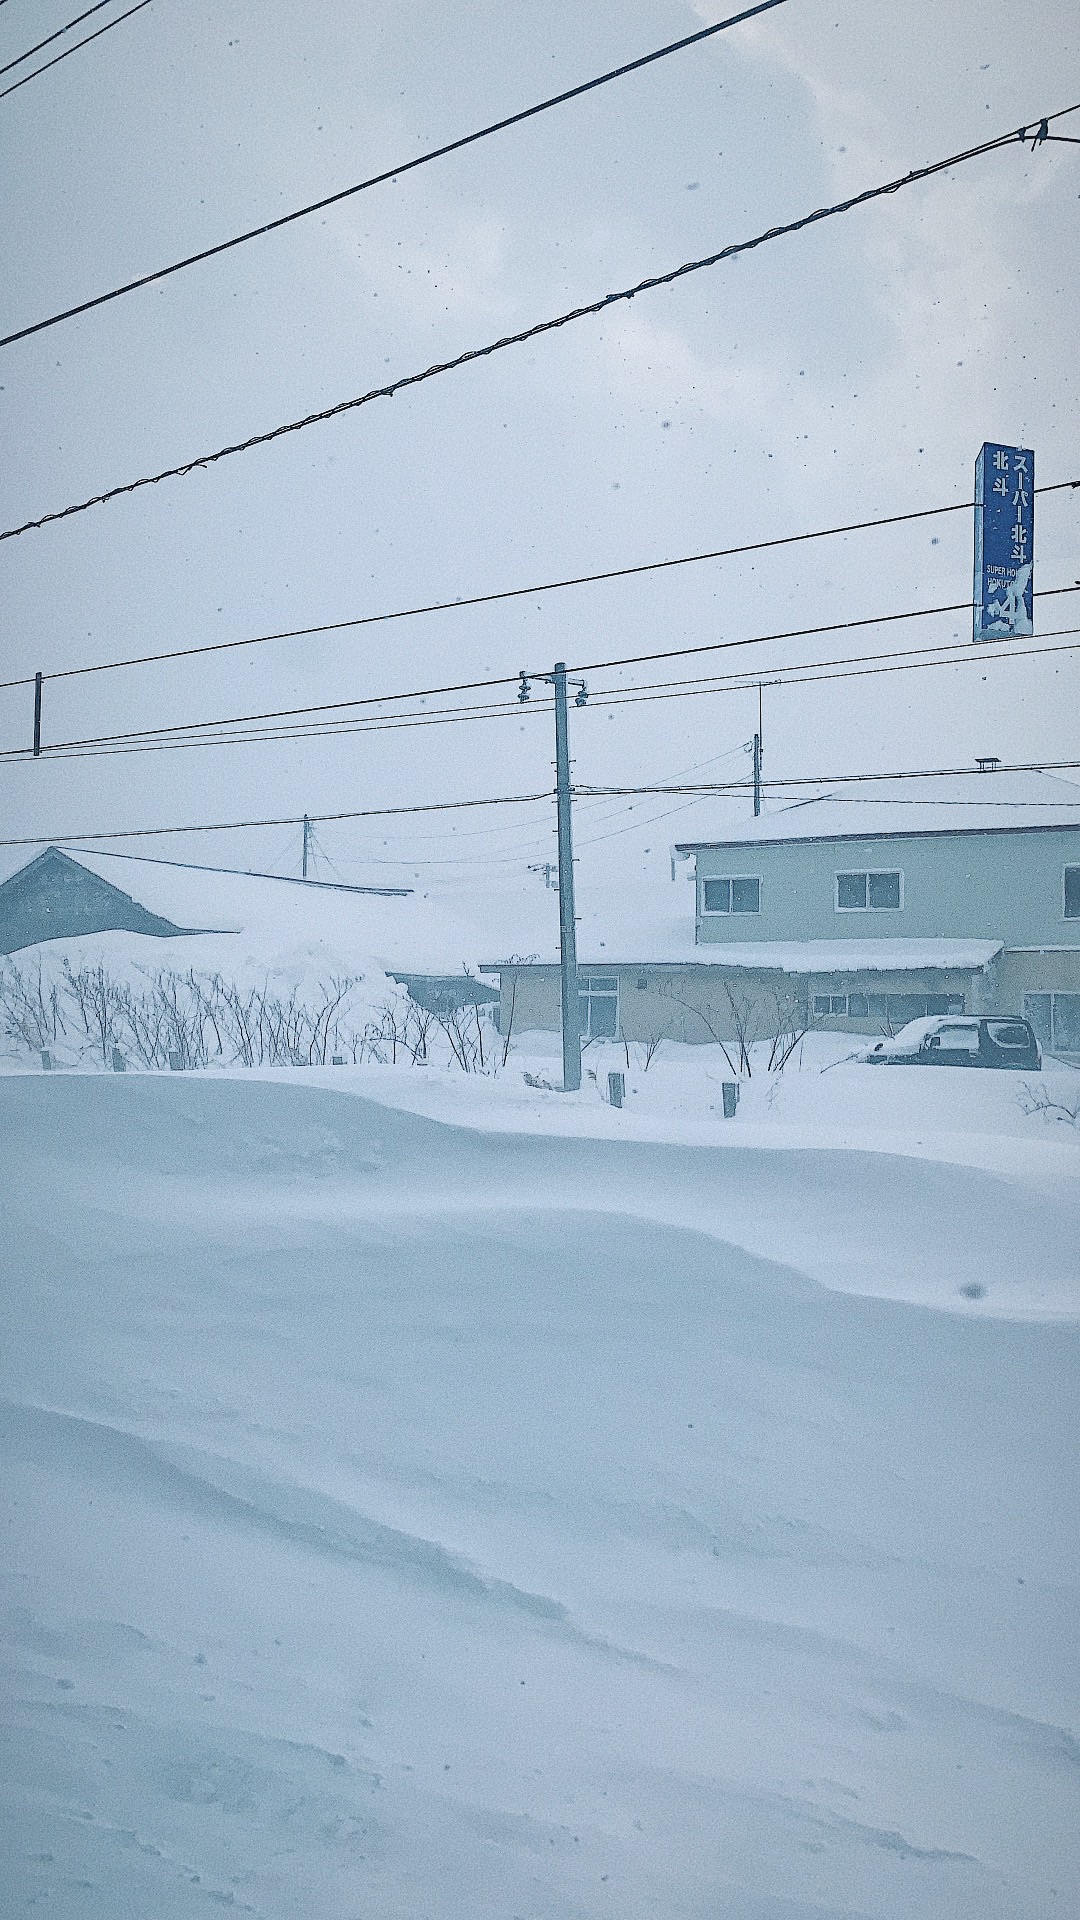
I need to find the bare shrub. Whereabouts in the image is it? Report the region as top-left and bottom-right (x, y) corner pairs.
(500, 974), (517, 1069)
(62, 962), (125, 1064)
(371, 998), (409, 1066)
(438, 1006), (481, 1072)
(0, 960), (386, 1072)
(655, 977), (814, 1079)
(622, 1033), (664, 1073)
(222, 979), (278, 1064)
(403, 1002), (436, 1064)
(641, 1034), (664, 1071)
(0, 959), (67, 1053)
(1019, 1082), (1080, 1128)
(653, 982), (742, 1078)
(113, 970), (215, 1070)
(764, 987), (816, 1073)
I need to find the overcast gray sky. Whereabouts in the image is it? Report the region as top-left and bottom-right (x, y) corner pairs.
(1, 0), (1077, 885)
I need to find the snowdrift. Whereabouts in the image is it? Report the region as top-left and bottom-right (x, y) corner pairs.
(1, 1072), (1078, 1918)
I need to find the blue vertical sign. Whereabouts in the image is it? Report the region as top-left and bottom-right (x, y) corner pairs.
(973, 442), (1034, 641)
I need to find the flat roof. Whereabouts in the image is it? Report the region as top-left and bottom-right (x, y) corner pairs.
(484, 939), (1005, 977)
(674, 770), (1080, 851)
(676, 821), (1080, 852)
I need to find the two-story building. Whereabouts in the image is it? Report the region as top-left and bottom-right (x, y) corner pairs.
(484, 769), (1080, 1054)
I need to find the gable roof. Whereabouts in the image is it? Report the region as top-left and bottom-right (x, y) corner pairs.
(0, 843), (696, 977)
(0, 847), (205, 955)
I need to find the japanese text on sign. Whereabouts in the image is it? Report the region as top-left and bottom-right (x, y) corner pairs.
(973, 442), (1034, 641)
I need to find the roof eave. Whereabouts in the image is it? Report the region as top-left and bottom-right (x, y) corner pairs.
(674, 819), (1080, 852)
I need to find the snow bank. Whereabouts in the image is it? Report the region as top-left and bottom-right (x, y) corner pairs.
(0, 1073), (1077, 1917)
(0, 929), (411, 1070)
(213, 1029), (1080, 1207)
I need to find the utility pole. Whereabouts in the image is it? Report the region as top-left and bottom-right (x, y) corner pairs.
(302, 814), (312, 879)
(752, 683), (763, 817)
(519, 661), (588, 1092)
(552, 663), (581, 1092)
(33, 672), (42, 758)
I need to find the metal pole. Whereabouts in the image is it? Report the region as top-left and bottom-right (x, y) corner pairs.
(33, 672), (42, 757)
(302, 814), (310, 878)
(553, 661), (581, 1091)
(752, 731), (761, 816)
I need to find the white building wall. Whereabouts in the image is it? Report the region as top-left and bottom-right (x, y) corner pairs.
(692, 828), (1080, 950)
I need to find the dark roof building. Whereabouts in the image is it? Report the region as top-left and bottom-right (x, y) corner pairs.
(0, 847), (201, 955)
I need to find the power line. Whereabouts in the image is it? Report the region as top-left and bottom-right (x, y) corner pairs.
(7, 626), (1080, 770)
(12, 583), (1079, 759)
(0, 0), (153, 103)
(5, 102), (1076, 543)
(56, 844), (412, 895)
(581, 760), (1080, 799)
(3, 477), (1077, 692)
(566, 573), (1080, 679)
(0, 792), (555, 849)
(696, 795), (1080, 809)
(590, 629), (1080, 709)
(0, 0), (119, 77)
(0, 0), (788, 348)
(4, 758), (1079, 851)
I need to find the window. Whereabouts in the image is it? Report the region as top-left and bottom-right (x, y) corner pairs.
(1027, 992), (1080, 1053)
(985, 1021), (1032, 1050)
(702, 875), (760, 914)
(927, 1023), (980, 1054)
(1024, 993), (1052, 1050)
(814, 991), (965, 1024)
(1065, 866), (1080, 919)
(885, 993), (927, 1026)
(836, 869), (902, 911)
(1054, 995), (1080, 1051)
(579, 972), (618, 1040)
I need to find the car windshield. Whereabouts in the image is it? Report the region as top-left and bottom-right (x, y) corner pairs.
(887, 1018), (946, 1047)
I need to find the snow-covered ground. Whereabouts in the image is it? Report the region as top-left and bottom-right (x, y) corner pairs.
(1, 1057), (1078, 1918)
(293, 1028), (1080, 1208)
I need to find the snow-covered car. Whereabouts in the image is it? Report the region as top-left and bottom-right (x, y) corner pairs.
(863, 1014), (1041, 1070)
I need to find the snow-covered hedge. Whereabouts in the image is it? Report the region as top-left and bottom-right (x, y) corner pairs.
(0, 948), (502, 1073)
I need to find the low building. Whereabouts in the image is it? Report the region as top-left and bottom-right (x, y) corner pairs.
(390, 972), (499, 1016)
(0, 846), (201, 953)
(484, 770), (1080, 1053)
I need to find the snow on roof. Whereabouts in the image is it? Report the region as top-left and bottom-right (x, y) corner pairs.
(0, 847), (694, 979)
(674, 769), (1080, 849)
(488, 939), (1004, 976)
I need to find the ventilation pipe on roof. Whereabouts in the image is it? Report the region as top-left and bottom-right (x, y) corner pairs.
(975, 756), (1001, 773)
